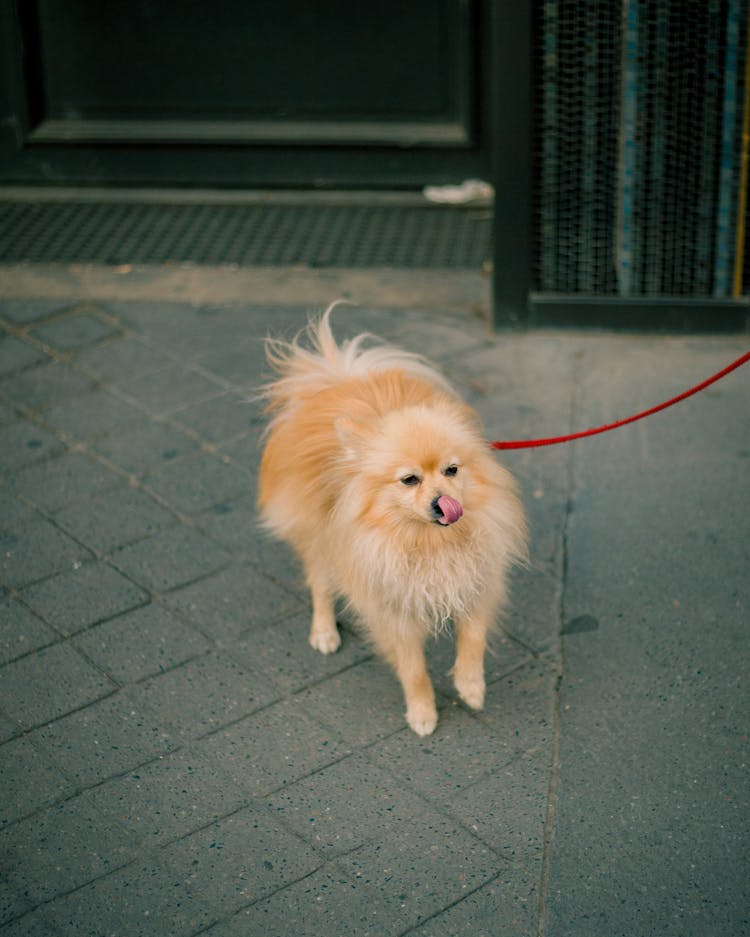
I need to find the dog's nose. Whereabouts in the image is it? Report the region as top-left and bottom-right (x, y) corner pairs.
(431, 495), (444, 518)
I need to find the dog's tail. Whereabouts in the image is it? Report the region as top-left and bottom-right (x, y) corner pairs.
(260, 301), (449, 417)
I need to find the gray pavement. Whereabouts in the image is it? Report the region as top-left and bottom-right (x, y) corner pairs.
(0, 280), (748, 936)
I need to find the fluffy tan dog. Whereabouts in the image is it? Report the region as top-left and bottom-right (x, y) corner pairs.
(258, 309), (527, 735)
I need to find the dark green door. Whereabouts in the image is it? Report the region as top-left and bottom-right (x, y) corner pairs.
(0, 0), (490, 187)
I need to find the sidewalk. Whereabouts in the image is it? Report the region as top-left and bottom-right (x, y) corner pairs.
(1, 270), (748, 936)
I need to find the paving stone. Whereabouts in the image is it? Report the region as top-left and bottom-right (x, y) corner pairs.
(30, 309), (119, 350)
(0, 878), (33, 929)
(192, 337), (269, 387)
(480, 660), (558, 756)
(393, 315), (491, 363)
(144, 453), (254, 514)
(162, 563), (303, 641)
(0, 401), (18, 425)
(55, 485), (175, 554)
(0, 711), (18, 745)
(109, 525), (231, 593)
(0, 518), (93, 589)
(502, 561), (561, 652)
(223, 862), (380, 937)
(366, 702), (525, 804)
(440, 748), (553, 862)
(172, 392), (261, 444)
(408, 862), (541, 937)
(74, 602), (210, 684)
(334, 813), (500, 932)
(136, 652), (277, 740)
(237, 807), (505, 937)
(92, 415), (199, 475)
(105, 299), (198, 334)
(1, 910), (66, 937)
(43, 388), (140, 441)
(0, 360), (95, 411)
(0, 335), (46, 376)
(0, 641), (115, 730)
(295, 657), (408, 747)
(75, 335), (174, 381)
(227, 612), (371, 693)
(0, 298), (69, 325)
(89, 747), (248, 849)
(161, 802), (323, 917)
(0, 793), (132, 905)
(145, 451), (251, 514)
(0, 419), (65, 471)
(38, 855), (214, 937)
(20, 560), (148, 636)
(451, 334), (575, 443)
(113, 304), (242, 360)
(195, 494), (300, 582)
(216, 426), (264, 470)
(117, 302), (291, 366)
(33, 688), (179, 788)
(10, 449), (122, 514)
(517, 469), (569, 569)
(198, 920), (243, 937)
(195, 696), (350, 799)
(265, 753), (430, 859)
(117, 364), (224, 415)
(0, 595), (56, 664)
(0, 488), (34, 528)
(0, 733), (75, 828)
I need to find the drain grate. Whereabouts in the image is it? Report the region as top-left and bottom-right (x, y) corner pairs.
(0, 200), (492, 269)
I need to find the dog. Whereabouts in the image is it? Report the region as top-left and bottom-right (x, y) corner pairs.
(257, 308), (527, 735)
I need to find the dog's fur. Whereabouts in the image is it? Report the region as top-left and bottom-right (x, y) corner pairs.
(257, 309), (527, 735)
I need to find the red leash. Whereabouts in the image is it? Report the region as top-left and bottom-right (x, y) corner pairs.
(490, 350), (750, 450)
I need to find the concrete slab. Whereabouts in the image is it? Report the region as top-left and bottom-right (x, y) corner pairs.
(543, 339), (750, 937)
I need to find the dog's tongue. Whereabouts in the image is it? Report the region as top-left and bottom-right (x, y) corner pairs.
(437, 495), (463, 525)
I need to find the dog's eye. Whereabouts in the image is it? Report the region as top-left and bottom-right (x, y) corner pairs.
(443, 464), (459, 477)
(400, 474), (421, 486)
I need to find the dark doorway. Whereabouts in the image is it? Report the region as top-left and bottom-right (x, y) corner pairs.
(0, 0), (491, 188)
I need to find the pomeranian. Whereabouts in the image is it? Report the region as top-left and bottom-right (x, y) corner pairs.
(257, 308), (527, 735)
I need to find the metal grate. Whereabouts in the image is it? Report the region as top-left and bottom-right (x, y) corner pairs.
(533, 0), (750, 298)
(0, 200), (492, 269)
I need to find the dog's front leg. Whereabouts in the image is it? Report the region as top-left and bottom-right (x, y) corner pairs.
(453, 604), (495, 711)
(378, 627), (437, 736)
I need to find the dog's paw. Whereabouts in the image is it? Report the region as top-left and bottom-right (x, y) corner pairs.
(309, 627), (342, 655)
(454, 673), (485, 711)
(406, 702), (438, 737)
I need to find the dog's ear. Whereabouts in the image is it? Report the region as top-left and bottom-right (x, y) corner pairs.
(335, 417), (375, 461)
